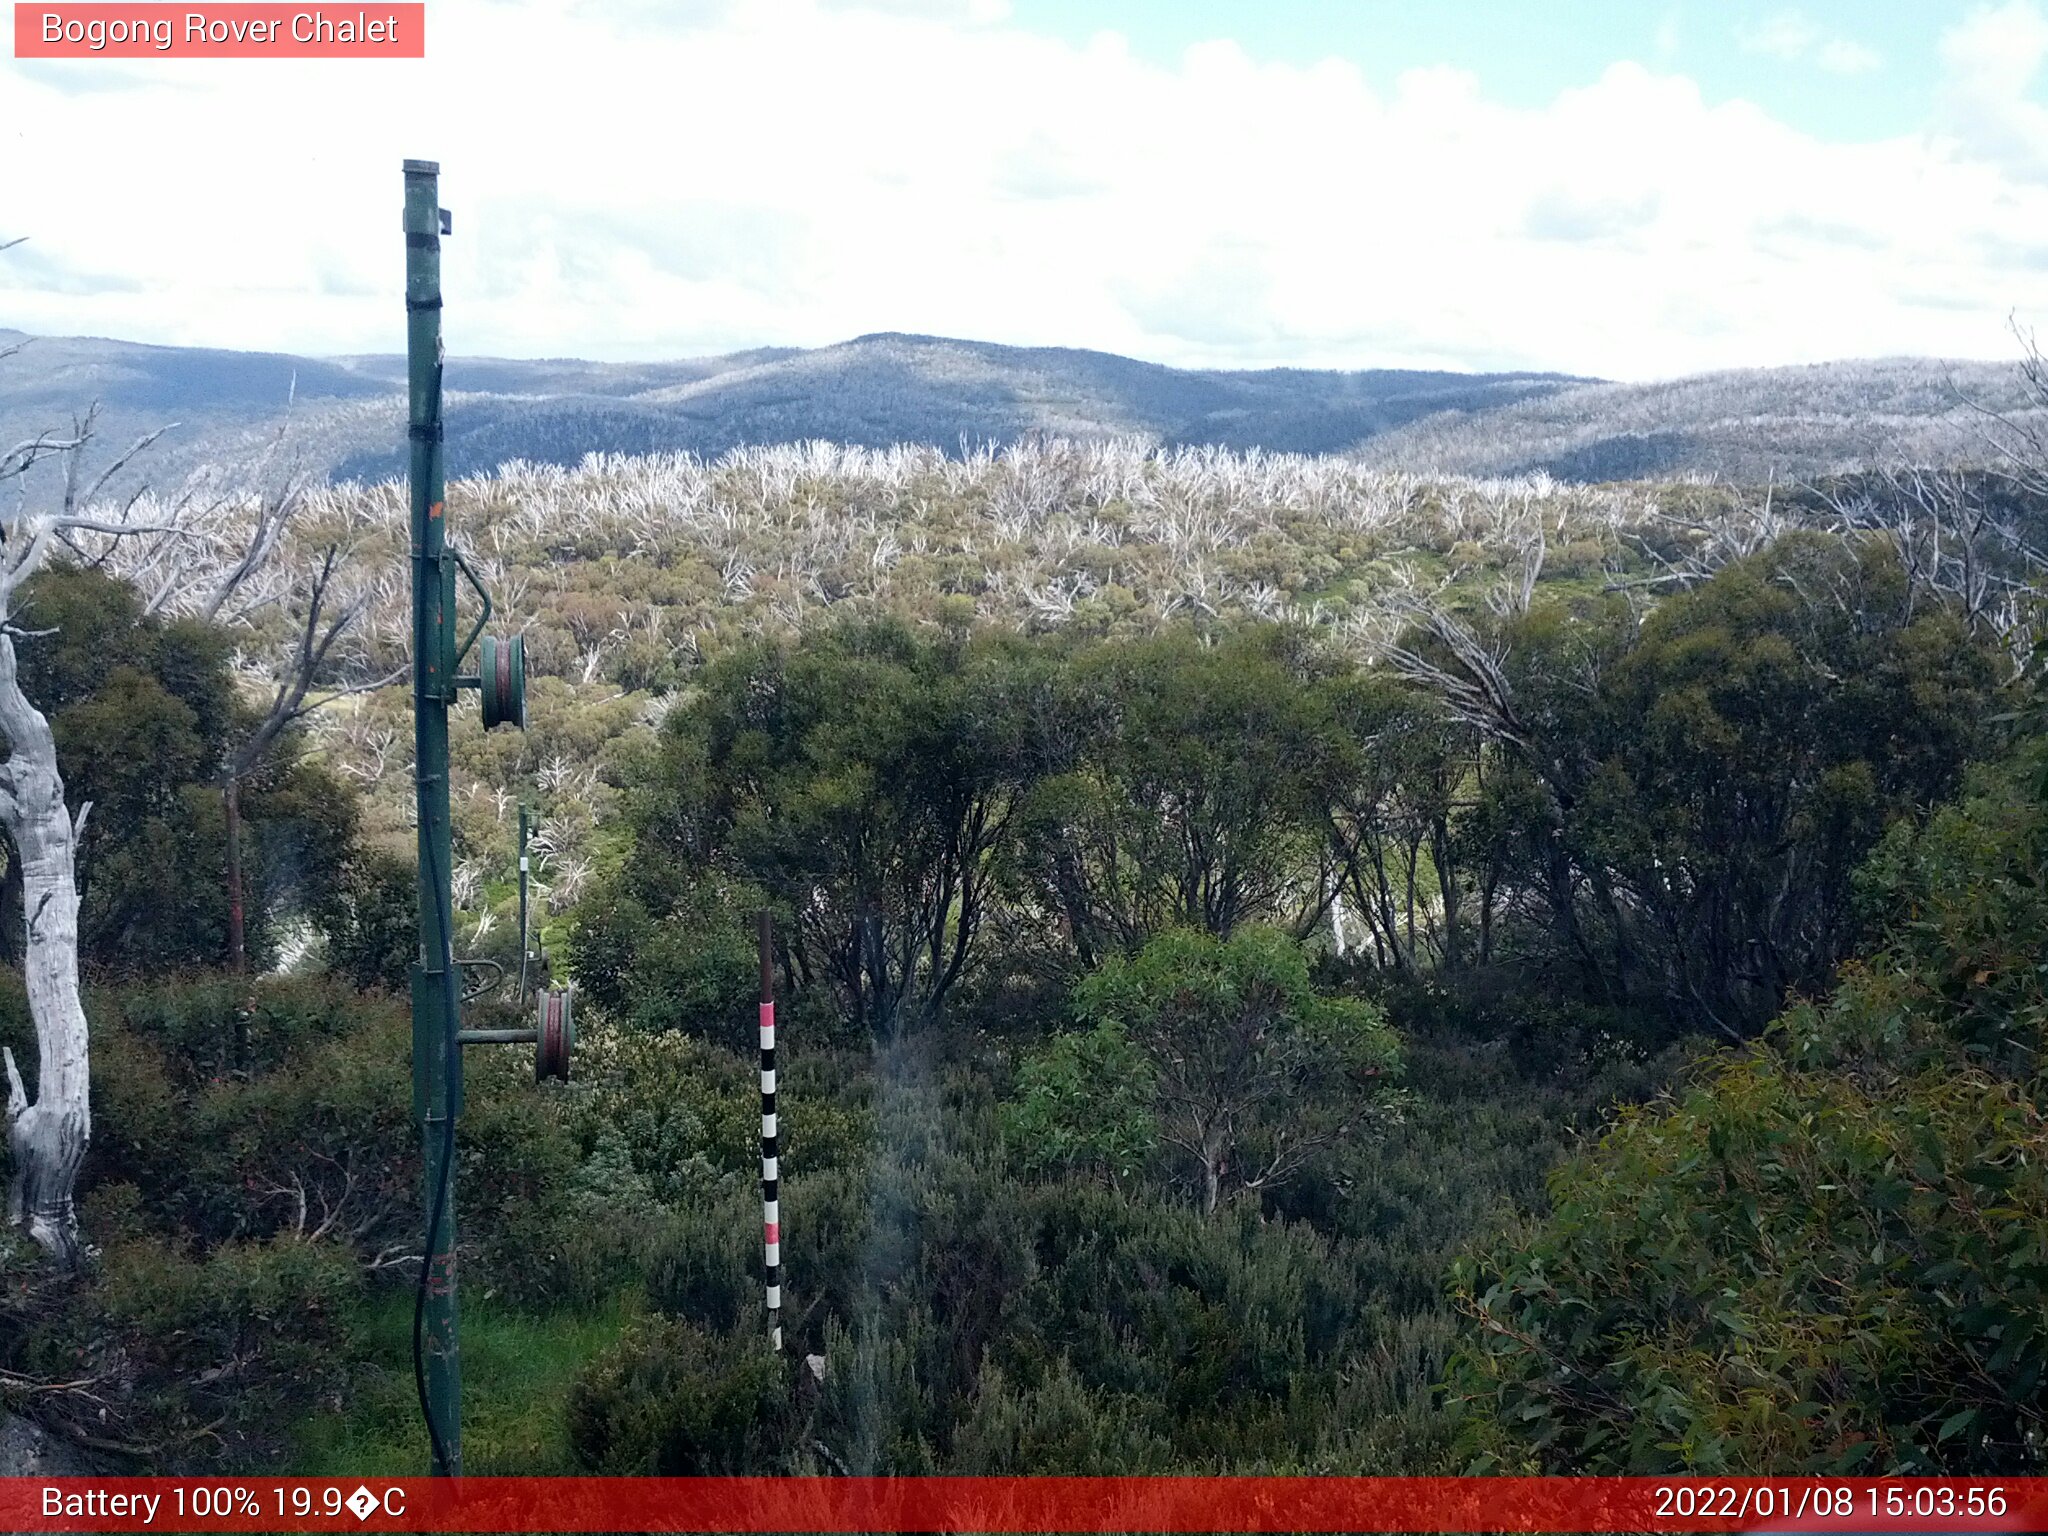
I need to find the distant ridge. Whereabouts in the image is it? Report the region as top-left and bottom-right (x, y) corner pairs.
(0, 327), (2034, 493)
(1352, 355), (2040, 484)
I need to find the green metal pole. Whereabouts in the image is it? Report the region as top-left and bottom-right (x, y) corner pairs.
(404, 157), (462, 1478)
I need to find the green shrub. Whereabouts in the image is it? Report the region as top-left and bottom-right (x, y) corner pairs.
(567, 1315), (788, 1472)
(111, 973), (370, 1084)
(951, 1358), (1174, 1473)
(1065, 927), (1401, 1214)
(1447, 741), (2048, 1473)
(31, 1234), (366, 1466)
(633, 1134), (1427, 1472)
(571, 880), (761, 1050)
(177, 992), (416, 1251)
(323, 848), (417, 995)
(1000, 1017), (1155, 1186)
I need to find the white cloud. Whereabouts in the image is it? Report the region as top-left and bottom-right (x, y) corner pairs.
(1738, 10), (1882, 73)
(0, 0), (2040, 380)
(1740, 12), (1824, 62)
(1937, 0), (2048, 177)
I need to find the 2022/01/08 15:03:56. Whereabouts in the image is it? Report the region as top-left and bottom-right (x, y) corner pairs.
(1703, 1480), (2018, 1529)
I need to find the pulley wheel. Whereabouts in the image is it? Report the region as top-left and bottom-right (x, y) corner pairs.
(480, 633), (526, 731)
(536, 986), (573, 1082)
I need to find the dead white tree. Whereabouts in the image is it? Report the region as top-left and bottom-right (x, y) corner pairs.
(1809, 462), (2048, 678)
(0, 391), (188, 1265)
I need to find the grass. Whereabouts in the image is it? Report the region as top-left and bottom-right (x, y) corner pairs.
(293, 1286), (642, 1475)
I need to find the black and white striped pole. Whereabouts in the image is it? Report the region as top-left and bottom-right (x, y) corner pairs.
(759, 910), (782, 1352)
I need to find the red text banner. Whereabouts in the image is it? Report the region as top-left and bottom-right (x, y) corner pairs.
(14, 4), (424, 57)
(0, 1476), (2042, 1533)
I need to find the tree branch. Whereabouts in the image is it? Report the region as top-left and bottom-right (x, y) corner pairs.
(3, 1045), (26, 1119)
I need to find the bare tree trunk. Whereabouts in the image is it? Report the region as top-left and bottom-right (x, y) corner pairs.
(224, 779), (252, 1074)
(0, 633), (91, 1267)
(1200, 1125), (1226, 1217)
(224, 777), (246, 974)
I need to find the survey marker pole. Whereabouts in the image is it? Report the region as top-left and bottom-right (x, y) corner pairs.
(760, 911), (782, 1352)
(405, 157), (462, 1477)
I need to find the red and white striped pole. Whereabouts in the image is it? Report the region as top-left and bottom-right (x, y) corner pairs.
(758, 910), (782, 1352)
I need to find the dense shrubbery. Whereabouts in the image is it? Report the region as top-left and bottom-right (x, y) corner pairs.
(1407, 533), (2000, 1038)
(574, 1112), (1415, 1473)
(598, 540), (2000, 1054)
(568, 1314), (786, 1473)
(1, 565), (355, 975)
(0, 973), (584, 1464)
(0, 502), (2028, 1478)
(1011, 927), (1401, 1212)
(321, 848), (418, 995)
(1448, 740), (2048, 1472)
(548, 534), (2018, 1477)
(565, 1001), (1670, 1477)
(571, 875), (767, 1051)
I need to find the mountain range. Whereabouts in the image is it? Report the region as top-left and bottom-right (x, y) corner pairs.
(0, 327), (2036, 494)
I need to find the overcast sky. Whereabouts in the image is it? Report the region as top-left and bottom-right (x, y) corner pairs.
(4, 0), (2048, 380)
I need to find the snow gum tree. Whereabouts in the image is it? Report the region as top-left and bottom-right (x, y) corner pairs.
(0, 400), (169, 1263)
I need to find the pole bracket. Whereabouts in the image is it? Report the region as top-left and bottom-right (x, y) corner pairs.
(447, 546), (493, 674)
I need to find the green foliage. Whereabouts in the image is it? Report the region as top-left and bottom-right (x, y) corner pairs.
(566, 1026), (870, 1216)
(0, 564), (365, 973)
(0, 1218), (364, 1466)
(1314, 675), (1477, 976)
(241, 755), (360, 944)
(108, 972), (370, 1083)
(596, 541), (1998, 1064)
(82, 978), (426, 1258)
(951, 1358), (1175, 1473)
(571, 875), (762, 1049)
(612, 1107), (1497, 1474)
(0, 971), (588, 1466)
(1000, 1017), (1156, 1185)
(1069, 927), (1400, 1213)
(1462, 535), (2001, 1035)
(568, 1315), (787, 1472)
(564, 1028), (759, 1213)
(626, 617), (1047, 1035)
(1007, 626), (1338, 959)
(92, 1235), (363, 1437)
(594, 1008), (1596, 1478)
(1447, 740), (2048, 1473)
(322, 847), (416, 994)
(16, 493), (2023, 1480)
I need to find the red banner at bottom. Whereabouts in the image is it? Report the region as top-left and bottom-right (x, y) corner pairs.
(4, 1476), (2042, 1533)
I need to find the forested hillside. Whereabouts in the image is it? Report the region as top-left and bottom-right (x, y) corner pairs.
(0, 430), (2042, 1478)
(1356, 356), (2047, 484)
(0, 330), (1580, 492)
(8, 325), (2043, 494)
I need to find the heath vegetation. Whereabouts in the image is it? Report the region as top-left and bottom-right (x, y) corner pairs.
(0, 407), (2043, 1475)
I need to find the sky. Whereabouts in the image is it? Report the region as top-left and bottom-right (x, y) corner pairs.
(4, 0), (2048, 380)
